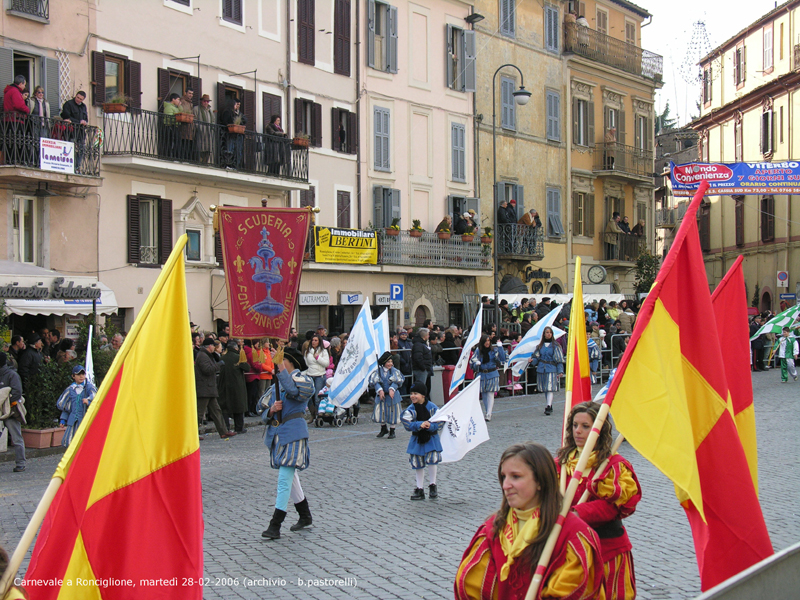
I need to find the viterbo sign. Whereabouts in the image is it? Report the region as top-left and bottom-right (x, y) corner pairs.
(0, 278), (102, 300)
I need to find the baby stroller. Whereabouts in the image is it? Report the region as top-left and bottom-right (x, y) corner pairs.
(314, 380), (360, 427)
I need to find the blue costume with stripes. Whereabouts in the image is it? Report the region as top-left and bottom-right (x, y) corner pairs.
(369, 365), (404, 426)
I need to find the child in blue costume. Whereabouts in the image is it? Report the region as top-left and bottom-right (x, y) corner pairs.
(257, 347), (316, 540)
(58, 365), (97, 448)
(469, 334), (507, 421)
(369, 351), (405, 439)
(401, 382), (443, 501)
(531, 326), (564, 415)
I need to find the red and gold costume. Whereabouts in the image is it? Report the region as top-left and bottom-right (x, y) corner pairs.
(455, 508), (605, 600)
(560, 450), (642, 600)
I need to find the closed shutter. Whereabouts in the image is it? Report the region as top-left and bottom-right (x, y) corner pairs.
(618, 109), (626, 145)
(159, 199), (173, 265)
(92, 51), (106, 106)
(217, 82), (227, 121)
(223, 0), (242, 24)
(501, 78), (515, 130)
(735, 199), (744, 246)
(295, 97), (304, 135)
(334, 0), (351, 76)
(634, 116), (641, 150)
(466, 197), (480, 229)
(127, 60), (142, 109)
(311, 102), (322, 146)
(0, 47), (12, 111)
(158, 68), (171, 111)
(446, 25), (455, 89)
(43, 57), (60, 114)
(215, 232), (224, 268)
(699, 205), (711, 250)
(546, 91), (560, 141)
(332, 108), (341, 151)
(300, 187), (316, 208)
(243, 89), (256, 131)
(298, 306), (322, 334)
(127, 195), (141, 264)
(587, 101), (595, 147)
(373, 186), (384, 228)
(573, 192), (581, 235)
(742, 46), (747, 83)
(572, 97), (580, 144)
(586, 193), (594, 236)
(463, 30), (476, 92)
(367, 0), (376, 68)
(761, 196), (774, 242)
(298, 0), (316, 66)
(495, 182), (506, 208)
(515, 184), (525, 219)
(645, 117), (652, 152)
(190, 76), (202, 106)
(337, 190), (351, 228)
(452, 123), (466, 182)
(545, 5), (558, 52)
(347, 110), (358, 154)
(388, 188), (401, 223)
(262, 92), (282, 131)
(387, 5), (399, 74)
(374, 107), (390, 170)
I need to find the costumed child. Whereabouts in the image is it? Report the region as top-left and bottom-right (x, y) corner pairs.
(57, 365), (97, 448)
(773, 326), (799, 382)
(530, 326), (564, 415)
(257, 346), (316, 540)
(469, 334), (507, 421)
(455, 442), (604, 600)
(369, 350), (404, 439)
(400, 382), (442, 500)
(556, 401), (642, 600)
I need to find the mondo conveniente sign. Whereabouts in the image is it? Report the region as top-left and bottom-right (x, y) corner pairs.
(671, 160), (800, 196)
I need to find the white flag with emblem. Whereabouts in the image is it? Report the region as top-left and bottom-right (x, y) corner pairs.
(430, 377), (489, 463)
(449, 304), (483, 395)
(372, 308), (390, 358)
(507, 306), (565, 376)
(330, 300), (378, 408)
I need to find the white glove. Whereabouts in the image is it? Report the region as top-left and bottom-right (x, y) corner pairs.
(496, 340), (503, 347)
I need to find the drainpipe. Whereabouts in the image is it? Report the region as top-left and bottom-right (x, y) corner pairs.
(356, 0), (362, 228)
(286, 0), (292, 208)
(565, 64), (573, 292)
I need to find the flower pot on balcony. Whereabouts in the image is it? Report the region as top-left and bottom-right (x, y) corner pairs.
(21, 428), (54, 449)
(437, 232), (452, 240)
(480, 236), (493, 244)
(176, 112), (194, 123)
(461, 234), (475, 243)
(292, 137), (310, 148)
(51, 427), (66, 447)
(385, 228), (399, 236)
(303, 252), (310, 260)
(409, 230), (423, 238)
(102, 102), (127, 114)
(227, 124), (246, 134)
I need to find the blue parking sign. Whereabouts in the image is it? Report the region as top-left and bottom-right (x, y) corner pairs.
(390, 284), (403, 301)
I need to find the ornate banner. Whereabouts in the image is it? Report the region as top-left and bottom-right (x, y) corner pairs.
(218, 207), (311, 340)
(313, 227), (378, 265)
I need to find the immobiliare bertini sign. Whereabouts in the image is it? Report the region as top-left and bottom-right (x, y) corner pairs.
(671, 160), (800, 196)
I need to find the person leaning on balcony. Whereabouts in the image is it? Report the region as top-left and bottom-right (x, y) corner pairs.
(220, 98), (246, 169)
(28, 86), (50, 119)
(619, 216), (632, 234)
(435, 214), (452, 232)
(265, 114), (287, 175)
(163, 93), (182, 159)
(518, 208), (542, 228)
(193, 94), (215, 164)
(2, 75), (30, 164)
(604, 127), (617, 169)
(576, 13), (590, 48)
(564, 10), (577, 51)
(631, 219), (645, 237)
(605, 212), (623, 260)
(179, 88), (196, 160)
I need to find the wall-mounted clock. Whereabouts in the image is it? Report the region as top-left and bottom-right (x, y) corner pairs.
(587, 265), (607, 284)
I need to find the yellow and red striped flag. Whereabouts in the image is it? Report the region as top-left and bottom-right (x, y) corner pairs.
(602, 182), (772, 590)
(24, 235), (203, 599)
(563, 257), (592, 441)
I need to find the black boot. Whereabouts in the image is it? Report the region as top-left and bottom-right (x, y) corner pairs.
(376, 425), (389, 438)
(261, 508), (287, 539)
(289, 498), (313, 532)
(428, 484), (438, 499)
(410, 487), (425, 501)
(544, 405), (553, 416)
(387, 428), (396, 439)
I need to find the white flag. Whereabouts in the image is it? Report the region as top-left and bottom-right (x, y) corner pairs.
(330, 299), (378, 408)
(507, 306), (565, 376)
(85, 324), (95, 386)
(450, 304), (483, 395)
(430, 377), (489, 463)
(372, 308), (390, 358)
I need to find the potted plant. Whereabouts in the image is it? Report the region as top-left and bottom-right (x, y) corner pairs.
(386, 217), (401, 236)
(437, 227), (451, 240)
(227, 115), (246, 134)
(481, 226), (493, 244)
(292, 133), (311, 148)
(409, 219), (424, 238)
(176, 106), (194, 123)
(461, 225), (475, 243)
(102, 94), (129, 114)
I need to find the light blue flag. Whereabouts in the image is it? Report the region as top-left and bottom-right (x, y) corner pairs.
(507, 306), (564, 376)
(593, 368), (617, 403)
(330, 300), (378, 408)
(372, 308), (390, 357)
(449, 304), (483, 395)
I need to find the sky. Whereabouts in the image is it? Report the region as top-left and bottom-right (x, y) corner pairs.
(638, 0), (783, 127)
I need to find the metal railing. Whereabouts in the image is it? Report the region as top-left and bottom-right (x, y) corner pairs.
(10, 0), (48, 20)
(676, 201), (688, 221)
(594, 142), (654, 179)
(102, 109), (309, 182)
(564, 24), (663, 81)
(655, 207), (676, 228)
(0, 113), (101, 177)
(497, 224), (545, 260)
(139, 246), (159, 265)
(604, 232), (645, 262)
(377, 230), (491, 270)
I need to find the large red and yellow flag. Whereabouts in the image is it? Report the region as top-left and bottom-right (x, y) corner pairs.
(563, 256), (592, 441)
(603, 182), (772, 590)
(23, 235), (203, 599)
(710, 255), (758, 491)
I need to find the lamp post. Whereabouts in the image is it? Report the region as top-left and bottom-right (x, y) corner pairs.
(492, 64), (531, 327)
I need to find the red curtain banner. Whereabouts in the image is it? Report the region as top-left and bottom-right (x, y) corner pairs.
(218, 207), (311, 340)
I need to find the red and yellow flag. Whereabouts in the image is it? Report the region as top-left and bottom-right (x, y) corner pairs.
(710, 255), (758, 491)
(564, 256), (592, 441)
(603, 182), (772, 590)
(24, 235), (203, 599)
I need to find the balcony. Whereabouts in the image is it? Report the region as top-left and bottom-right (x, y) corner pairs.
(497, 224), (545, 261)
(377, 230), (491, 270)
(0, 113), (101, 185)
(564, 24), (663, 82)
(8, 0), (49, 23)
(604, 233), (645, 264)
(655, 207), (675, 228)
(594, 142), (654, 182)
(103, 109), (308, 186)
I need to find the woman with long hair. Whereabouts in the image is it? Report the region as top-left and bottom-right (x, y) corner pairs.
(557, 402), (642, 600)
(469, 334), (507, 421)
(302, 334), (329, 418)
(455, 442), (604, 600)
(532, 327), (564, 415)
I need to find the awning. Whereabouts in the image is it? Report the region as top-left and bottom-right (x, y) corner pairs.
(0, 261), (118, 317)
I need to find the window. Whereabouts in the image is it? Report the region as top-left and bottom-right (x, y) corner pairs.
(546, 188), (564, 237)
(544, 5), (559, 53)
(501, 77), (516, 131)
(451, 123), (466, 182)
(604, 196), (621, 226)
(703, 67), (712, 105)
(294, 98), (322, 146)
(373, 186), (400, 228)
(761, 109), (774, 156)
(262, 92), (282, 132)
(499, 0), (515, 37)
(763, 25), (773, 72)
(448, 195), (480, 226)
(572, 98), (594, 147)
(374, 106), (390, 171)
(572, 192), (594, 237)
(158, 68), (202, 110)
(761, 196), (774, 243)
(127, 195), (173, 266)
(546, 90), (560, 141)
(216, 82), (255, 132)
(171, 0), (190, 5)
(734, 120), (743, 161)
(734, 45), (746, 87)
(625, 21), (636, 46)
(596, 8), (608, 34)
(92, 51), (142, 108)
(446, 25), (476, 92)
(634, 115), (651, 151)
(185, 229), (202, 262)
(780, 23), (784, 60)
(604, 106), (624, 144)
(11, 196), (38, 265)
(332, 108), (357, 153)
(300, 186), (315, 209)
(699, 204), (711, 251)
(334, 0), (351, 76)
(636, 202), (647, 234)
(568, 1), (585, 16)
(298, 0), (315, 66)
(735, 198), (744, 247)
(367, 1), (398, 73)
(223, 0), (243, 25)
(337, 190), (351, 228)
(495, 182), (524, 219)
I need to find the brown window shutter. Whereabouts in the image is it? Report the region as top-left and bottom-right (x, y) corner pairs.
(586, 193), (594, 236)
(159, 199), (173, 265)
(572, 192), (580, 235)
(126, 60), (142, 109)
(331, 108), (340, 151)
(298, 0), (316, 65)
(347, 110), (357, 154)
(127, 195), (141, 264)
(190, 76), (202, 106)
(243, 89), (256, 131)
(334, 0), (351, 76)
(735, 199), (744, 246)
(262, 92), (282, 131)
(312, 102), (322, 147)
(337, 190), (351, 228)
(92, 51), (106, 106)
(157, 68), (170, 112)
(217, 82), (227, 118)
(294, 97), (304, 135)
(215, 233), (224, 269)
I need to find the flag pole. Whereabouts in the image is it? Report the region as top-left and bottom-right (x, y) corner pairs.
(576, 433), (625, 504)
(524, 402), (612, 600)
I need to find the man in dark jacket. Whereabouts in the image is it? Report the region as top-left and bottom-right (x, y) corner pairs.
(60, 91), (89, 172)
(535, 298), (553, 320)
(18, 334), (46, 392)
(8, 336), (24, 370)
(195, 337), (236, 440)
(0, 352), (25, 471)
(750, 317), (765, 371)
(218, 340), (250, 434)
(411, 328), (433, 395)
(395, 329), (413, 395)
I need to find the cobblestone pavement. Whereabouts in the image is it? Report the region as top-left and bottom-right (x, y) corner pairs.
(1, 371), (798, 599)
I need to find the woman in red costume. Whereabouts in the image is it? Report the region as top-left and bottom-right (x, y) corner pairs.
(455, 442), (605, 600)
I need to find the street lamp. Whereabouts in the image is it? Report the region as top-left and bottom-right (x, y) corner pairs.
(492, 64), (531, 326)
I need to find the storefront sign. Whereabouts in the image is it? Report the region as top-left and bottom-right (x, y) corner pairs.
(0, 277), (101, 300)
(40, 137), (75, 174)
(671, 160), (800, 196)
(313, 227), (378, 265)
(299, 292), (330, 306)
(375, 294), (390, 306)
(340, 293), (364, 305)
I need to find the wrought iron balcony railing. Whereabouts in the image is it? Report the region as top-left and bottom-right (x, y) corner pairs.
(9, 0), (49, 21)
(0, 113), (101, 176)
(564, 23), (663, 81)
(377, 230), (491, 270)
(103, 109), (308, 182)
(604, 233), (645, 262)
(139, 246), (159, 265)
(594, 142), (654, 179)
(496, 224), (545, 260)
(655, 207), (676, 228)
